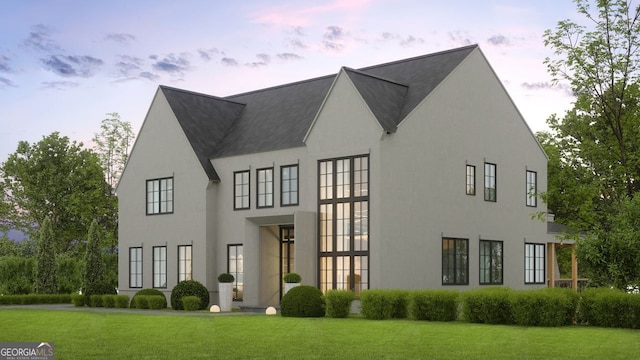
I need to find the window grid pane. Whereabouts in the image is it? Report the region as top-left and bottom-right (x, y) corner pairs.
(526, 170), (537, 207)
(480, 240), (503, 285)
(442, 238), (469, 285)
(281, 165), (299, 206)
(153, 246), (167, 288)
(129, 247), (142, 288)
(178, 245), (192, 282)
(146, 177), (173, 215)
(525, 243), (545, 284)
(234, 171), (250, 210)
(228, 245), (243, 301)
(466, 165), (475, 195)
(484, 163), (496, 202)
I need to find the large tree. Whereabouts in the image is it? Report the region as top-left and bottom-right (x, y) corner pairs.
(542, 0), (640, 288)
(92, 112), (134, 190)
(0, 132), (117, 256)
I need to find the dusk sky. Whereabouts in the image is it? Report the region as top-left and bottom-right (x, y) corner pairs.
(0, 0), (579, 162)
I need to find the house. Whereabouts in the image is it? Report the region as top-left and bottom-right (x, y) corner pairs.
(117, 44), (556, 307)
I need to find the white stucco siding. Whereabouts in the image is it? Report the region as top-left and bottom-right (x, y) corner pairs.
(377, 48), (548, 290)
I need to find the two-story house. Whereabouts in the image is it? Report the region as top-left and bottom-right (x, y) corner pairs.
(117, 45), (552, 307)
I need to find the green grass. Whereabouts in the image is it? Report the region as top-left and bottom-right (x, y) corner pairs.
(0, 309), (639, 359)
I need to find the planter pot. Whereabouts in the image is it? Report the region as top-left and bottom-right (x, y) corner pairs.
(218, 282), (233, 311)
(283, 282), (300, 296)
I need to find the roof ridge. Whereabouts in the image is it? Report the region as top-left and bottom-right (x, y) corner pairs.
(358, 44), (478, 72)
(160, 85), (246, 106)
(224, 73), (337, 99)
(342, 67), (408, 87)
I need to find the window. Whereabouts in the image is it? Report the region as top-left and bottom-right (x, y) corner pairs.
(178, 245), (192, 282)
(526, 170), (537, 207)
(146, 177), (173, 214)
(228, 244), (243, 301)
(525, 243), (545, 284)
(153, 246), (167, 288)
(257, 168), (274, 208)
(281, 165), (299, 206)
(129, 247), (142, 288)
(234, 170), (250, 210)
(466, 165), (476, 195)
(319, 155), (369, 295)
(480, 240), (503, 285)
(484, 163), (496, 202)
(442, 238), (469, 285)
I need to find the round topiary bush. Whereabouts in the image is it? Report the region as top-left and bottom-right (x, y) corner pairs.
(280, 285), (325, 317)
(283, 272), (302, 283)
(171, 280), (210, 310)
(131, 288), (167, 309)
(217, 273), (235, 283)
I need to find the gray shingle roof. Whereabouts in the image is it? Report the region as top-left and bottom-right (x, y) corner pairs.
(159, 45), (477, 181)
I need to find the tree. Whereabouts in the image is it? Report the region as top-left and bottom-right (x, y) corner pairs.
(542, 0), (640, 288)
(0, 132), (117, 256)
(34, 216), (57, 294)
(92, 112), (134, 190)
(83, 219), (105, 297)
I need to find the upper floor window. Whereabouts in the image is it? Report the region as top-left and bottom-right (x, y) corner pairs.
(281, 165), (299, 206)
(525, 243), (545, 284)
(257, 168), (274, 208)
(480, 240), (503, 285)
(484, 163), (496, 202)
(234, 170), (250, 210)
(466, 165), (476, 195)
(146, 177), (173, 214)
(442, 238), (468, 285)
(526, 170), (537, 207)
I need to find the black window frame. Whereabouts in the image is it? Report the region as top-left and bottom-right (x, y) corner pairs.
(256, 167), (274, 209)
(177, 245), (192, 282)
(479, 239), (503, 285)
(152, 246), (167, 289)
(525, 243), (546, 284)
(228, 244), (244, 301)
(526, 170), (537, 207)
(233, 170), (250, 210)
(466, 164), (476, 196)
(442, 237), (469, 285)
(281, 164), (299, 206)
(146, 177), (174, 215)
(484, 162), (497, 202)
(129, 247), (143, 288)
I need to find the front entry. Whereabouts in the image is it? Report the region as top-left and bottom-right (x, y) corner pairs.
(280, 225), (294, 299)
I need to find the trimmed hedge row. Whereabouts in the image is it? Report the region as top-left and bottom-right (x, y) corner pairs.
(579, 288), (640, 328)
(0, 294), (72, 305)
(325, 289), (355, 318)
(360, 290), (410, 320)
(410, 290), (459, 321)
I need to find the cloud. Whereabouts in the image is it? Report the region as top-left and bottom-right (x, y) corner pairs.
(487, 34), (510, 46)
(251, 0), (372, 27)
(0, 77), (16, 89)
(115, 55), (144, 77)
(105, 33), (136, 44)
(288, 39), (308, 49)
(323, 41), (344, 52)
(139, 72), (159, 81)
(0, 55), (12, 73)
(324, 26), (345, 41)
(448, 31), (474, 46)
(278, 53), (303, 61)
(244, 54), (272, 69)
(380, 32), (424, 47)
(521, 81), (574, 96)
(151, 53), (190, 74)
(41, 55), (104, 77)
(198, 47), (221, 61)
(290, 26), (305, 36)
(40, 80), (79, 90)
(221, 57), (240, 67)
(22, 24), (60, 53)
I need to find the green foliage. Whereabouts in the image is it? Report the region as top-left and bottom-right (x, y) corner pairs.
(102, 295), (116, 308)
(217, 273), (235, 283)
(283, 272), (301, 283)
(280, 285), (325, 318)
(461, 287), (514, 324)
(57, 255), (84, 294)
(102, 253), (118, 291)
(325, 290), (355, 318)
(409, 290), (459, 322)
(0, 256), (34, 295)
(171, 280), (209, 310)
(131, 289), (167, 308)
(83, 220), (106, 298)
(510, 288), (578, 327)
(182, 296), (201, 311)
(147, 296), (167, 310)
(0, 294), (71, 305)
(359, 289), (410, 320)
(114, 295), (129, 308)
(579, 287), (640, 328)
(0, 132), (117, 255)
(133, 295), (149, 309)
(0, 237), (19, 257)
(92, 113), (135, 190)
(89, 294), (103, 307)
(34, 217), (57, 294)
(71, 294), (86, 307)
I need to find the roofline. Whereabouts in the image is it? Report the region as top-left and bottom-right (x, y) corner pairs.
(160, 85), (246, 106)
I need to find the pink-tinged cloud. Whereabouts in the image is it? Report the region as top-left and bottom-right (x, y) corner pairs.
(250, 0), (372, 27)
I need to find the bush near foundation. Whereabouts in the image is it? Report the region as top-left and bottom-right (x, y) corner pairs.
(410, 290), (459, 321)
(147, 295), (167, 310)
(579, 288), (640, 328)
(325, 290), (355, 318)
(360, 290), (409, 320)
(102, 294), (116, 308)
(182, 296), (201, 311)
(462, 287), (514, 325)
(131, 289), (167, 309)
(114, 295), (129, 308)
(71, 293), (86, 307)
(280, 285), (325, 317)
(171, 280), (209, 310)
(510, 288), (578, 327)
(89, 294), (103, 307)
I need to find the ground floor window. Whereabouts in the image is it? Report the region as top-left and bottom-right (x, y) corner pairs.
(525, 243), (545, 284)
(480, 240), (503, 285)
(153, 246), (167, 288)
(442, 238), (469, 285)
(178, 245), (192, 282)
(129, 247), (142, 288)
(228, 244), (243, 301)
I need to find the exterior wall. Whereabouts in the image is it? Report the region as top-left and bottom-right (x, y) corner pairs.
(376, 48), (548, 290)
(117, 90), (215, 303)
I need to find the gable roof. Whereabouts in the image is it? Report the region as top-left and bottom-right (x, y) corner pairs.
(158, 45), (478, 180)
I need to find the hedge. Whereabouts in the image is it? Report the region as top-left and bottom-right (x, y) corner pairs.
(0, 294), (72, 305)
(182, 296), (201, 311)
(461, 287), (514, 324)
(171, 280), (209, 310)
(131, 289), (167, 309)
(579, 288), (640, 328)
(325, 290), (355, 318)
(360, 290), (410, 320)
(510, 288), (578, 327)
(280, 285), (325, 317)
(410, 290), (459, 321)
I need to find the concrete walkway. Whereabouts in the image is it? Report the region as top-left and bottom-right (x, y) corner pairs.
(0, 303), (263, 316)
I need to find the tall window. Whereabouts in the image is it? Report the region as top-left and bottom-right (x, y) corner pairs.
(153, 246), (167, 288)
(129, 247), (142, 288)
(281, 165), (299, 206)
(525, 243), (545, 284)
(466, 165), (476, 195)
(442, 238), (469, 285)
(526, 170), (537, 207)
(178, 245), (192, 282)
(319, 155), (369, 295)
(484, 163), (496, 202)
(228, 244), (243, 301)
(257, 168), (274, 208)
(234, 170), (250, 210)
(480, 240), (503, 285)
(146, 177), (173, 214)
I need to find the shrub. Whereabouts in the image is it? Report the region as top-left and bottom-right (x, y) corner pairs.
(462, 287), (513, 324)
(325, 290), (355, 318)
(148, 295), (167, 310)
(360, 290), (393, 320)
(410, 290), (459, 322)
(182, 296), (201, 311)
(84, 281), (116, 304)
(280, 285), (325, 317)
(102, 295), (116, 308)
(0, 256), (35, 295)
(510, 288), (577, 327)
(388, 290), (411, 319)
(89, 294), (103, 307)
(217, 273), (235, 283)
(71, 293), (86, 307)
(171, 280), (210, 310)
(283, 272), (302, 283)
(580, 288), (640, 328)
(131, 289), (167, 309)
(57, 255), (84, 294)
(133, 295), (149, 309)
(114, 295), (129, 308)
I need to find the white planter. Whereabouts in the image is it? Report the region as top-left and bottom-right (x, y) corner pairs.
(283, 282), (300, 296)
(218, 282), (233, 312)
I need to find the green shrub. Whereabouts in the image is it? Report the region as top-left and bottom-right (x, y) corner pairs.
(182, 296), (201, 311)
(283, 272), (302, 283)
(580, 288), (640, 328)
(0, 295), (23, 305)
(57, 255), (84, 294)
(462, 287), (513, 324)
(280, 285), (325, 317)
(89, 294), (103, 307)
(510, 288), (577, 327)
(0, 256), (35, 295)
(410, 290), (459, 322)
(171, 280), (210, 310)
(217, 273), (235, 283)
(360, 290), (393, 320)
(325, 290), (355, 318)
(102, 295), (116, 308)
(131, 289), (167, 309)
(71, 293), (86, 307)
(84, 281), (116, 304)
(148, 295), (167, 310)
(134, 295), (149, 309)
(388, 290), (411, 319)
(114, 295), (129, 308)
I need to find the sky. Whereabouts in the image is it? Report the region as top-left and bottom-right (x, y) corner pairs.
(0, 0), (579, 162)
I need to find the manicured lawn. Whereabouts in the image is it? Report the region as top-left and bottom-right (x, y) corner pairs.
(0, 308), (638, 359)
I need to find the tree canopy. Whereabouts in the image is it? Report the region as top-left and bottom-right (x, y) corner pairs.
(92, 112), (134, 190)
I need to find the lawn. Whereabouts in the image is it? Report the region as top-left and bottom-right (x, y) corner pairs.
(0, 308), (638, 359)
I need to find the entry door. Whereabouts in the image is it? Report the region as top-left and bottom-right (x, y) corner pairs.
(280, 226), (295, 299)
